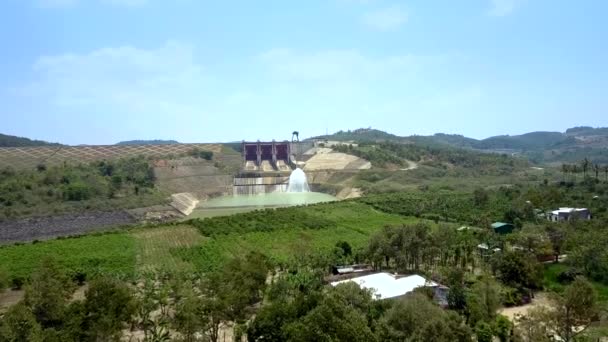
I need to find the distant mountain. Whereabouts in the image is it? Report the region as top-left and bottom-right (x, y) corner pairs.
(0, 133), (61, 147)
(476, 131), (568, 150)
(310, 128), (403, 142)
(116, 140), (180, 145)
(311, 126), (608, 164)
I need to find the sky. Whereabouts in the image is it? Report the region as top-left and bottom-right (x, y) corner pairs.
(1, 0), (607, 145)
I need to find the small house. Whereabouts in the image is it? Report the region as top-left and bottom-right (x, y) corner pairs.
(491, 222), (514, 235)
(547, 208), (591, 222)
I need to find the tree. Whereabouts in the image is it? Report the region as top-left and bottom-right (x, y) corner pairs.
(593, 163), (600, 180)
(81, 276), (136, 341)
(445, 269), (467, 314)
(561, 164), (568, 182)
(23, 258), (73, 328)
(604, 165), (608, 182)
(283, 282), (378, 342)
(493, 251), (543, 290)
(467, 276), (501, 326)
(0, 267), (8, 293)
(475, 322), (493, 342)
(493, 315), (512, 342)
(513, 307), (551, 342)
(515, 277), (599, 342)
(551, 277), (599, 341)
(546, 226), (565, 263)
(581, 158), (590, 178)
(284, 291), (376, 342)
(377, 293), (471, 342)
(173, 284), (203, 342)
(201, 253), (270, 342)
(335, 241), (352, 258)
(474, 188), (489, 206)
(0, 303), (43, 342)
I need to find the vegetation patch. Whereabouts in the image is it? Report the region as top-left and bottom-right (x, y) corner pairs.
(133, 225), (206, 273)
(0, 233), (136, 284)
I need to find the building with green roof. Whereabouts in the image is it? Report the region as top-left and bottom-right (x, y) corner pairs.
(491, 222), (514, 235)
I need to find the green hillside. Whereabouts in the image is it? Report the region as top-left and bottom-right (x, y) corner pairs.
(313, 127), (608, 164)
(0, 133), (60, 147)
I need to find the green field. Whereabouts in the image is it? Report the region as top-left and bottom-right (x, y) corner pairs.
(0, 201), (422, 281)
(175, 201), (427, 271)
(133, 225), (205, 273)
(543, 263), (608, 303)
(0, 233), (136, 282)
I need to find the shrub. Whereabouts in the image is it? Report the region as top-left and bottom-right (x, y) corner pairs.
(556, 268), (583, 284)
(11, 276), (25, 290)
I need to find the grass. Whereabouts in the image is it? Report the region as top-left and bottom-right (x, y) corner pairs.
(0, 233), (136, 282)
(133, 225), (206, 273)
(176, 201), (427, 271)
(0, 201), (443, 279)
(543, 263), (608, 303)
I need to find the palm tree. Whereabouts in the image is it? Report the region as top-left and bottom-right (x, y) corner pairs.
(593, 163), (600, 180)
(571, 164), (579, 182)
(581, 158), (590, 178)
(561, 163), (571, 182)
(604, 165), (608, 182)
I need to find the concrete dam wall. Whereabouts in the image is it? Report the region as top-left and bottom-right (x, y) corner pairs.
(233, 176), (290, 195)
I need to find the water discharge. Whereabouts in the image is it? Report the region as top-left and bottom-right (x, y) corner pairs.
(287, 168), (310, 193)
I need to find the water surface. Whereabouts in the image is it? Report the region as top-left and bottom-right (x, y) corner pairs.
(187, 192), (337, 219)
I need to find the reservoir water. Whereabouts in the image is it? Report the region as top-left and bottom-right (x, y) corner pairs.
(187, 192), (337, 219)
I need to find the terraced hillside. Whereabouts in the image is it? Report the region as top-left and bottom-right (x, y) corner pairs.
(0, 143), (222, 170)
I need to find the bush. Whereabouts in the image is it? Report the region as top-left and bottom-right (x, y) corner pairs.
(556, 268), (583, 284)
(64, 183), (92, 201)
(11, 276), (25, 290)
(501, 287), (525, 307)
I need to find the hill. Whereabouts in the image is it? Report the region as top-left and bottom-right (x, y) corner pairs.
(312, 127), (608, 164)
(116, 139), (180, 145)
(310, 128), (403, 142)
(0, 133), (60, 147)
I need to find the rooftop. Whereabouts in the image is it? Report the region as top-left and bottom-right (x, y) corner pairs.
(491, 222), (512, 228)
(330, 272), (436, 300)
(551, 207), (588, 215)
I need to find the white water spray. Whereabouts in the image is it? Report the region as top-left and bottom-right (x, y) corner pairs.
(287, 168), (310, 192)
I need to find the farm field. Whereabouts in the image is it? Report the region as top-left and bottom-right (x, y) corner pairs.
(0, 201), (422, 282)
(133, 225), (206, 273)
(0, 233), (136, 282)
(0, 143), (222, 169)
(176, 201), (427, 271)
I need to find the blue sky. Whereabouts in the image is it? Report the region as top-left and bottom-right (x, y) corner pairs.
(1, 0), (607, 144)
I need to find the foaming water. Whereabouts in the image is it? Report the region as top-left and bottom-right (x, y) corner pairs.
(287, 168), (310, 192)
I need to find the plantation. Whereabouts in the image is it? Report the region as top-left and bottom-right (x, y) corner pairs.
(133, 225), (206, 273)
(0, 233), (136, 286)
(177, 201), (420, 271)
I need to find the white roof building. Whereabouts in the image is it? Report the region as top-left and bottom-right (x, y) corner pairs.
(548, 207), (591, 222)
(330, 272), (437, 300)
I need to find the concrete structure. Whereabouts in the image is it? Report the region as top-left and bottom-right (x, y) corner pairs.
(169, 193), (199, 216)
(547, 208), (591, 222)
(491, 222), (515, 235)
(242, 141), (291, 171)
(331, 272), (437, 300)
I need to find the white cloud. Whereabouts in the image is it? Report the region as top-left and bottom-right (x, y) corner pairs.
(19, 42), (206, 114)
(488, 0), (522, 16)
(259, 48), (443, 83)
(362, 6), (408, 31)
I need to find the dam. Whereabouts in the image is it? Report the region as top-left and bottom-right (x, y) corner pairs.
(234, 140), (313, 195)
